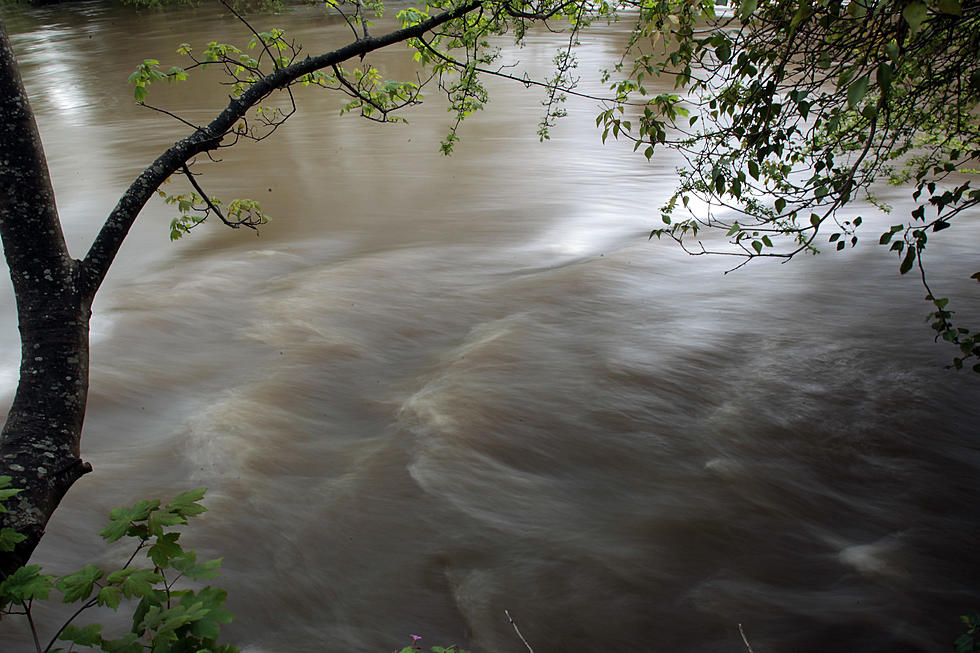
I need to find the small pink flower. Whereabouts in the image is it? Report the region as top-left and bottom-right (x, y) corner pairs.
(410, 635), (422, 643)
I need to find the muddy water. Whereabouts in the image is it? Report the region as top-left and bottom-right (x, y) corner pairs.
(1, 2), (979, 652)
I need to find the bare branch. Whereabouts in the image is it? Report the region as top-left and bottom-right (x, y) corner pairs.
(137, 101), (202, 131)
(505, 609), (534, 653)
(738, 623), (755, 653)
(220, 0), (281, 70)
(416, 37), (636, 105)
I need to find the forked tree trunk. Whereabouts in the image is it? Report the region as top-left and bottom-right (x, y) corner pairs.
(0, 0), (484, 575)
(0, 20), (93, 576)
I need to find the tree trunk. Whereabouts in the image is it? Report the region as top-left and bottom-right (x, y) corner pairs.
(0, 18), (91, 577)
(0, 0), (484, 575)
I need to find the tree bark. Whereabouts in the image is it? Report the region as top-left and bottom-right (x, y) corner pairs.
(0, 18), (92, 576)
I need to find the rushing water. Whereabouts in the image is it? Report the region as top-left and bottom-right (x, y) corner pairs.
(1, 2), (979, 651)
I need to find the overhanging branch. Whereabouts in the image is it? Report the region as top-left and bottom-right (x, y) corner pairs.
(79, 0), (484, 300)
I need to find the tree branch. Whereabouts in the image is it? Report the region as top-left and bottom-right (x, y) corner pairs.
(0, 19), (72, 288)
(79, 0), (484, 300)
(505, 609), (534, 653)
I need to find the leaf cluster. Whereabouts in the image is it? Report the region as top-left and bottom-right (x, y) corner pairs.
(957, 612), (980, 652)
(597, 0), (979, 368)
(157, 176), (270, 240)
(0, 486), (237, 653)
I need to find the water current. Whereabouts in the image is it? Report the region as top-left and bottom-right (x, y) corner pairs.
(1, 2), (979, 651)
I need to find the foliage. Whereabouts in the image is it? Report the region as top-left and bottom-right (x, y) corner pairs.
(958, 613), (980, 653)
(113, 0), (980, 368)
(0, 480), (238, 653)
(0, 479), (473, 652)
(597, 0), (979, 369)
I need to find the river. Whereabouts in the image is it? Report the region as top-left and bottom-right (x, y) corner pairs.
(1, 2), (979, 651)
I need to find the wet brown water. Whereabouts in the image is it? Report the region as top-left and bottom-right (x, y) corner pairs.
(1, 2), (979, 651)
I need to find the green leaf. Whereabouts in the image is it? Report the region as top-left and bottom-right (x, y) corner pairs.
(106, 568), (163, 599)
(59, 623), (103, 647)
(955, 633), (974, 652)
(148, 509), (186, 537)
(901, 1), (928, 33)
(149, 532), (184, 568)
(56, 564), (104, 603)
(0, 527), (26, 552)
(172, 552), (223, 580)
(99, 633), (142, 653)
(847, 75), (870, 109)
(101, 499), (160, 542)
(847, 0), (867, 17)
(0, 565), (55, 601)
(900, 247), (916, 274)
(936, 0), (962, 15)
(885, 40), (900, 62)
(98, 585), (123, 610)
(751, 240), (763, 254)
(738, 0), (757, 20)
(184, 587), (234, 639)
(131, 595), (158, 634)
(166, 488), (208, 518)
(715, 41), (731, 63)
(876, 64), (893, 94)
(139, 602), (206, 639)
(0, 479), (22, 509)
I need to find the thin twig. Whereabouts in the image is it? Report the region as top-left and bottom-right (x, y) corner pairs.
(136, 102), (202, 131)
(416, 38), (643, 106)
(355, 0), (370, 40)
(738, 623), (755, 653)
(122, 540), (147, 570)
(504, 609), (534, 653)
(330, 1), (362, 41)
(181, 164), (232, 229)
(43, 596), (99, 653)
(219, 0), (280, 70)
(24, 600), (42, 653)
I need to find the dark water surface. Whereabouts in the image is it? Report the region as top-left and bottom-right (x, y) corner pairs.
(1, 2), (979, 651)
